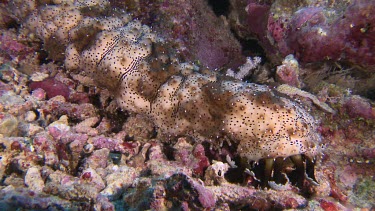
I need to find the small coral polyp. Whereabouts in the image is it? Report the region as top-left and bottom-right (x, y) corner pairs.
(11, 0), (321, 186)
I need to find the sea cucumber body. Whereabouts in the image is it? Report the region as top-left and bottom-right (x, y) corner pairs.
(11, 0), (321, 162)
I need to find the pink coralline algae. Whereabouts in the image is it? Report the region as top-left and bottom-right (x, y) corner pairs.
(362, 148), (375, 159)
(91, 136), (139, 155)
(165, 173), (216, 209)
(173, 138), (210, 176)
(30, 88), (46, 100)
(29, 78), (71, 100)
(284, 2), (374, 66)
(41, 98), (98, 121)
(0, 30), (33, 60)
(0, 80), (12, 95)
(344, 95), (375, 119)
(243, 0), (375, 69)
(29, 66), (90, 103)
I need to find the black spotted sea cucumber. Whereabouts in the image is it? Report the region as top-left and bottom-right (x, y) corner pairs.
(10, 0), (321, 187)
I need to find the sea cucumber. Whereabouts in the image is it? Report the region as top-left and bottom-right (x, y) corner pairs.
(9, 0), (321, 186)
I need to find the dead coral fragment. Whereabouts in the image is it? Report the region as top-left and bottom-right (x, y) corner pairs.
(277, 84), (335, 114)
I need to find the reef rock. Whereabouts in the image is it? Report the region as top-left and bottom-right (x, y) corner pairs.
(230, 0), (375, 70)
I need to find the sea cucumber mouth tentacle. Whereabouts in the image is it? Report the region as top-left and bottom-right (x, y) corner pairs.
(249, 154), (319, 188)
(9, 0), (322, 188)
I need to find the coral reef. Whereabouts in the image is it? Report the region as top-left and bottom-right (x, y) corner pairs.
(0, 0), (374, 210)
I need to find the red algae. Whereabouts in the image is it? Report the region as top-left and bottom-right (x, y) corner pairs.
(29, 78), (70, 100)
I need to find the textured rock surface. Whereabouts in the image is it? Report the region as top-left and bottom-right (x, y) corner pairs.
(120, 0), (246, 70)
(229, 0), (375, 70)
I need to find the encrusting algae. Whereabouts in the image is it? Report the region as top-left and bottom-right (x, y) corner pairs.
(9, 0), (321, 187)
